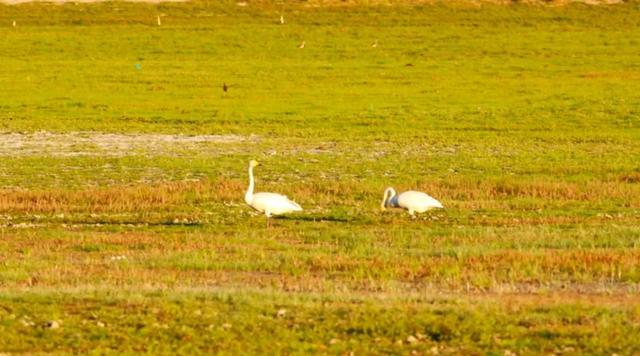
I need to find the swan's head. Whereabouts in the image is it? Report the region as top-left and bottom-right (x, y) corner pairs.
(249, 160), (261, 168)
(381, 187), (396, 211)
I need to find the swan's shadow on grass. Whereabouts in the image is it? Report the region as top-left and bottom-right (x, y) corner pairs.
(274, 215), (351, 223)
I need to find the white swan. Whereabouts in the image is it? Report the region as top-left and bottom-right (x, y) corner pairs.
(381, 187), (443, 217)
(244, 160), (302, 224)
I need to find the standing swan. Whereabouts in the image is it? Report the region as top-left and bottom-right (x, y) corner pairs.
(381, 187), (443, 217)
(245, 160), (302, 225)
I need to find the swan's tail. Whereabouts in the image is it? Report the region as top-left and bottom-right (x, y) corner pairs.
(431, 198), (444, 209)
(289, 200), (303, 211)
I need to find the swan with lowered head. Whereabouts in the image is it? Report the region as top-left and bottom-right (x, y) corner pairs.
(381, 187), (443, 217)
(245, 160), (302, 224)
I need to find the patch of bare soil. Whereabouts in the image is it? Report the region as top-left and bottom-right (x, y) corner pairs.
(1, 0), (186, 3)
(0, 131), (254, 157)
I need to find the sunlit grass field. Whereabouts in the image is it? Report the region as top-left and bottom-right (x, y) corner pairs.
(1, 0), (639, 353)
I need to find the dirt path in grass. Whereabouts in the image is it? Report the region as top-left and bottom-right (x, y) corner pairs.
(1, 0), (186, 3)
(0, 131), (254, 157)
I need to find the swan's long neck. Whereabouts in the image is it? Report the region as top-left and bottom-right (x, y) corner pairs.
(245, 164), (255, 204)
(381, 187), (396, 210)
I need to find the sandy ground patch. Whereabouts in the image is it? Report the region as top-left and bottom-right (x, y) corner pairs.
(0, 131), (254, 157)
(1, 0), (186, 3)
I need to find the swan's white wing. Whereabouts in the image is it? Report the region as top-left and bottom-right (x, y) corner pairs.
(251, 192), (303, 215)
(397, 191), (443, 212)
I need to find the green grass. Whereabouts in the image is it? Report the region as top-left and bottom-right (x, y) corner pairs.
(2, 290), (639, 354)
(0, 0), (639, 353)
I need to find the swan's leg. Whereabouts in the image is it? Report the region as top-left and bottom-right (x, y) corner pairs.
(265, 212), (272, 228)
(408, 210), (416, 219)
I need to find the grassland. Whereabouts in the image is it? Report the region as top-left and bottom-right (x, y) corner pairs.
(0, 0), (639, 353)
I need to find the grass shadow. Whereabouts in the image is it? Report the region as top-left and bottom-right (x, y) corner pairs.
(57, 220), (204, 227)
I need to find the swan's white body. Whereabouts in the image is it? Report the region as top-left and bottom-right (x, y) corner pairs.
(381, 187), (443, 217)
(245, 160), (302, 219)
